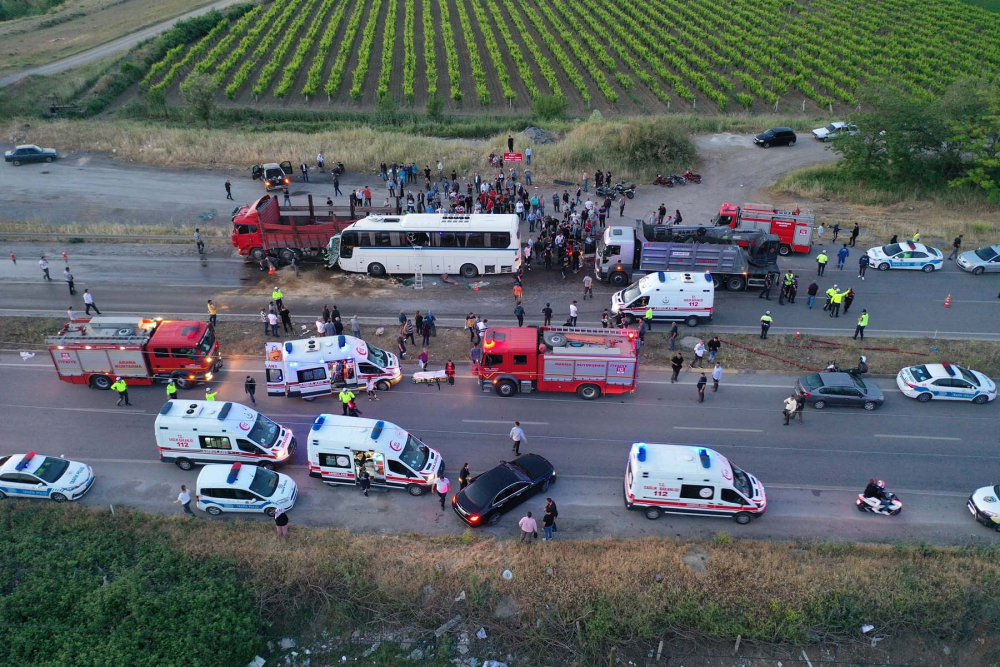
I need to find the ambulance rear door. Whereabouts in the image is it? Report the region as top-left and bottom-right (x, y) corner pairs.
(314, 448), (357, 486)
(265, 342), (286, 396)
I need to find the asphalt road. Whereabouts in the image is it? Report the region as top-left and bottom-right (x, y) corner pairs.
(0, 0), (247, 88)
(2, 243), (998, 340)
(2, 354), (997, 544)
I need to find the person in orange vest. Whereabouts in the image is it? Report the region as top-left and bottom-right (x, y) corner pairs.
(513, 280), (523, 301)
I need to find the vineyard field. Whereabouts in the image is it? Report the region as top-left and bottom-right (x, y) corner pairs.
(144, 0), (1000, 114)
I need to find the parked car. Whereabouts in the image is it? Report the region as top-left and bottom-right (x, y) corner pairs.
(866, 241), (942, 272)
(753, 127), (797, 148)
(4, 144), (57, 165)
(897, 362), (996, 404)
(452, 454), (556, 527)
(956, 244), (1000, 275)
(795, 372), (884, 410)
(811, 122), (858, 141)
(251, 161), (293, 190)
(968, 485), (1000, 532)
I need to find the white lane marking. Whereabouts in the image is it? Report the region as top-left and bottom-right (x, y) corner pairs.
(873, 434), (962, 441)
(0, 403), (149, 415)
(462, 419), (549, 425)
(673, 426), (764, 433)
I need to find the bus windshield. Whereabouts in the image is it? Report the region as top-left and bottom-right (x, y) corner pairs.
(731, 466), (752, 497)
(367, 345), (391, 368)
(247, 413), (281, 448)
(249, 467), (280, 497)
(398, 435), (430, 470)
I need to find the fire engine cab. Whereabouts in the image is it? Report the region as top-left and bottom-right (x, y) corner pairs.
(46, 316), (221, 390)
(713, 202), (814, 256)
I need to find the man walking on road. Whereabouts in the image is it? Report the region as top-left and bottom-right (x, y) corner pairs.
(858, 253), (869, 279)
(948, 235), (962, 260)
(696, 373), (707, 403)
(806, 281), (819, 309)
(83, 289), (101, 315)
(569, 301), (578, 327)
(510, 421), (526, 456)
(542, 303), (553, 326)
(39, 256), (51, 280)
(244, 376), (257, 405)
(63, 267), (75, 295)
(514, 301), (525, 327)
(225, 179), (233, 200)
(760, 311), (773, 339)
(816, 250), (828, 275)
(333, 174), (342, 196)
(207, 300), (217, 328)
(583, 274), (593, 300)
(829, 288), (848, 318)
(435, 475), (451, 510)
(849, 223), (860, 247)
(174, 485), (195, 516)
(854, 309), (869, 340)
(668, 322), (678, 350)
(194, 229), (204, 255)
(112, 377), (131, 406)
(670, 352), (684, 383)
(837, 244), (850, 270)
(712, 363), (722, 391)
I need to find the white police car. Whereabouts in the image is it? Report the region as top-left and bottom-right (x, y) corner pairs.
(968, 485), (1000, 532)
(195, 462), (297, 516)
(866, 241), (943, 272)
(896, 362), (997, 404)
(0, 452), (95, 502)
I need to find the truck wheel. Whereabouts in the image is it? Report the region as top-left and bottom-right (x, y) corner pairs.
(172, 372), (193, 389)
(496, 380), (517, 397)
(609, 272), (629, 287)
(685, 316), (699, 327)
(460, 263), (479, 279)
(778, 244), (791, 256)
(577, 384), (601, 400)
(725, 276), (745, 291)
(407, 483), (425, 496)
(51, 493), (68, 503)
(542, 332), (567, 347)
(249, 248), (265, 260)
(368, 262), (386, 277)
(90, 375), (112, 390)
(644, 508), (661, 520)
(711, 275), (721, 288)
(279, 248), (301, 263)
(734, 512), (752, 525)
(175, 458), (195, 471)
(376, 380), (391, 391)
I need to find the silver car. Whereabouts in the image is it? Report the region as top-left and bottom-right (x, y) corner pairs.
(956, 245), (1000, 275)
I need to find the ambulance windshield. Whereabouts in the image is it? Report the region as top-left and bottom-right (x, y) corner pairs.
(367, 344), (391, 368)
(249, 467), (279, 497)
(248, 414), (281, 447)
(620, 283), (642, 305)
(398, 435), (430, 470)
(732, 466), (752, 497)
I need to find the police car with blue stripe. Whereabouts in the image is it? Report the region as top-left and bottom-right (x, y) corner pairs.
(196, 462), (298, 516)
(866, 241), (943, 272)
(0, 452), (95, 502)
(896, 362), (997, 404)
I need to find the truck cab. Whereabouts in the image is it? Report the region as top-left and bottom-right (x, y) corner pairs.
(251, 161), (293, 190)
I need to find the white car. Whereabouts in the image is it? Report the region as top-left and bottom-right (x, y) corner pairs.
(811, 122), (858, 141)
(195, 462), (297, 516)
(0, 452), (95, 501)
(866, 241), (942, 272)
(896, 363), (996, 404)
(968, 485), (1000, 531)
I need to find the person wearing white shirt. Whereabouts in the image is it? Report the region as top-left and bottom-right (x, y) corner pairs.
(267, 312), (279, 337)
(39, 257), (51, 280)
(82, 288), (101, 315)
(316, 319), (326, 336)
(475, 318), (488, 339)
(692, 340), (706, 368)
(568, 301), (579, 326)
(435, 476), (451, 510)
(509, 421), (526, 455)
(712, 363), (723, 392)
(518, 511), (538, 542)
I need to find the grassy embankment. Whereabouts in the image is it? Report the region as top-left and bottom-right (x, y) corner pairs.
(4, 316), (999, 378)
(3, 503), (1000, 667)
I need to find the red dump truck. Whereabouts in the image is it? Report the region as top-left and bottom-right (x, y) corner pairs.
(46, 316), (222, 390)
(477, 326), (639, 400)
(713, 202), (814, 256)
(230, 195), (358, 262)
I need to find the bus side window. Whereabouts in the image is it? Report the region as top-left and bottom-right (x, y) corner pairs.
(467, 233), (484, 248)
(340, 232), (358, 258)
(375, 232), (393, 247)
(489, 232), (511, 248)
(357, 232), (371, 246)
(438, 232), (457, 247)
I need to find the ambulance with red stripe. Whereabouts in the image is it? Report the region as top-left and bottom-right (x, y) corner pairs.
(610, 271), (714, 327)
(623, 443), (766, 524)
(154, 400), (296, 471)
(307, 415), (443, 496)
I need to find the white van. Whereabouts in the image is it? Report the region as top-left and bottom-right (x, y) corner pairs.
(266, 335), (402, 400)
(610, 271), (714, 326)
(155, 400), (296, 470)
(195, 462), (297, 516)
(623, 443), (766, 524)
(307, 415), (444, 496)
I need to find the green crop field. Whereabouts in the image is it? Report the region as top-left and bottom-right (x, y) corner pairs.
(142, 0), (1000, 114)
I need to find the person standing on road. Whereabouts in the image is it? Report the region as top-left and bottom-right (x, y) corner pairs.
(783, 395), (797, 425)
(268, 311), (280, 337)
(339, 388), (355, 416)
(63, 267), (75, 295)
(207, 300), (217, 328)
(459, 463), (471, 490)
(510, 421), (526, 456)
(816, 250), (828, 276)
(618, 195), (626, 217)
(514, 301), (525, 327)
(274, 507), (289, 537)
(759, 272), (774, 299)
(858, 253), (869, 280)
(691, 340), (706, 368)
(225, 179), (233, 200)
(759, 311), (772, 339)
(83, 289), (101, 315)
(696, 373), (707, 403)
(829, 288), (848, 318)
(351, 314), (362, 338)
(281, 306), (293, 333)
(519, 511), (538, 543)
(193, 229), (204, 255)
(712, 363), (722, 391)
(644, 305), (654, 331)
(815, 223), (824, 245)
(39, 256), (51, 281)
(542, 506), (555, 541)
(165, 378), (177, 399)
(807, 281), (819, 309)
(112, 376), (131, 406)
(545, 497), (558, 533)
(583, 274), (593, 300)
(831, 223), (841, 242)
(333, 173), (342, 196)
(435, 475), (451, 510)
(272, 286), (284, 310)
(849, 223), (860, 247)
(260, 308), (268, 335)
(445, 359), (455, 385)
(205, 387), (218, 401)
(837, 244), (849, 270)
(359, 470), (372, 497)
(948, 235), (962, 260)
(670, 352), (684, 383)
(569, 301), (578, 327)
(842, 288), (855, 315)
(365, 377), (378, 401)
(300, 162), (309, 182)
(824, 284), (838, 311)
(542, 303), (553, 326)
(794, 394), (805, 424)
(174, 484), (195, 516)
(854, 310), (869, 340)
(244, 376), (257, 405)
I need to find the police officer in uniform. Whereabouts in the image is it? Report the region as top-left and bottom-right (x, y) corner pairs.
(759, 311), (773, 339)
(166, 379), (177, 398)
(644, 306), (654, 331)
(111, 377), (131, 406)
(339, 388), (356, 416)
(205, 387), (218, 401)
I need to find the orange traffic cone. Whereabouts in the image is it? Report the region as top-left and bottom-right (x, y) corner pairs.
(268, 265), (275, 275)
(795, 329), (801, 339)
(943, 294), (951, 308)
(61, 250), (68, 261)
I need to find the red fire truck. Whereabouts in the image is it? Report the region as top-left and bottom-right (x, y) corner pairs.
(712, 202), (814, 256)
(477, 326), (639, 400)
(46, 316), (222, 390)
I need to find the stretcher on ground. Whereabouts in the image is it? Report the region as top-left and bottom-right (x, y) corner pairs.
(412, 370), (448, 384)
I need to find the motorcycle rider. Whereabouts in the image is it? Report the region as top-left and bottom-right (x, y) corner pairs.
(863, 478), (889, 512)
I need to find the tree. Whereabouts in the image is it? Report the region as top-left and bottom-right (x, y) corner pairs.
(426, 93), (444, 121)
(180, 73), (218, 127)
(532, 94), (568, 121)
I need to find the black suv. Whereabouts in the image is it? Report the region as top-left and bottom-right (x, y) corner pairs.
(753, 127), (797, 148)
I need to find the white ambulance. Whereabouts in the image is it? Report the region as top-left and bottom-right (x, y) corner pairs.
(155, 400), (296, 470)
(307, 415), (444, 496)
(266, 335), (402, 400)
(623, 443), (766, 524)
(610, 271), (714, 326)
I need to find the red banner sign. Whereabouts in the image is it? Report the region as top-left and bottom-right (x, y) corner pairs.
(503, 152), (523, 163)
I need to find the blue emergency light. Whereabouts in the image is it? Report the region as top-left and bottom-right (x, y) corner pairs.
(636, 444), (646, 462)
(370, 420), (385, 440)
(15, 452), (36, 470)
(699, 448), (711, 469)
(312, 415), (326, 431)
(657, 272), (666, 282)
(338, 335), (346, 348)
(285, 342), (293, 353)
(227, 462), (242, 484)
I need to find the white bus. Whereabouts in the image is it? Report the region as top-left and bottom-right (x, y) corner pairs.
(327, 213), (521, 279)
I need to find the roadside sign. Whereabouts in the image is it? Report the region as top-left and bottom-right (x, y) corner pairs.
(503, 152), (523, 163)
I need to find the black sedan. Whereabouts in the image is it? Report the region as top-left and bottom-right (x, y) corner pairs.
(452, 454), (555, 527)
(4, 144), (57, 165)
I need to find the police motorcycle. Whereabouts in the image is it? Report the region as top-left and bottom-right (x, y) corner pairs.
(825, 356), (868, 377)
(856, 478), (902, 516)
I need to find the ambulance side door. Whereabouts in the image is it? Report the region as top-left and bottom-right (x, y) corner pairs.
(317, 451), (355, 484)
(297, 366), (332, 398)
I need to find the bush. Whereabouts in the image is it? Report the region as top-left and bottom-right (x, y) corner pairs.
(426, 93), (444, 121)
(181, 73), (219, 127)
(533, 94), (569, 121)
